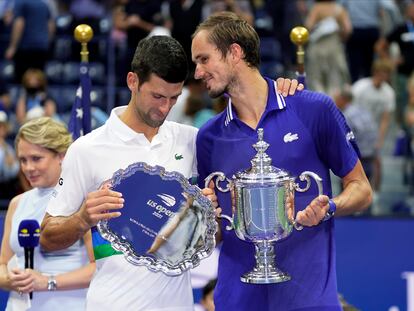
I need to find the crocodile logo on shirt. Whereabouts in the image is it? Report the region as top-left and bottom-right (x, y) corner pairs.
(283, 132), (299, 143)
(175, 153), (183, 160)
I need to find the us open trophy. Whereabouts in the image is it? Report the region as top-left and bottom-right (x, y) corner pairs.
(205, 128), (323, 284)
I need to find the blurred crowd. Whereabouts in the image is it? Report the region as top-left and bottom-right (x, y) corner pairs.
(1, 0), (414, 220)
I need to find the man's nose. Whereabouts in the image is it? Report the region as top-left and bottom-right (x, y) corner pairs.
(194, 65), (203, 80)
(160, 100), (172, 114)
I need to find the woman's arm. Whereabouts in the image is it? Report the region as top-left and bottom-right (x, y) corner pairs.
(43, 98), (57, 118)
(15, 230), (96, 293)
(46, 229), (95, 291)
(337, 6), (352, 40)
(12, 262), (96, 293)
(305, 5), (319, 30)
(0, 195), (21, 291)
(15, 95), (27, 125)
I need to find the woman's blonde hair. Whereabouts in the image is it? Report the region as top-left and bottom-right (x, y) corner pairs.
(15, 117), (72, 154)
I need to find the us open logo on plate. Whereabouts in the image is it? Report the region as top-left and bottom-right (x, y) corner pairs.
(156, 193), (176, 207)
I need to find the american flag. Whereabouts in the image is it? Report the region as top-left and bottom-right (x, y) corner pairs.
(68, 63), (92, 140)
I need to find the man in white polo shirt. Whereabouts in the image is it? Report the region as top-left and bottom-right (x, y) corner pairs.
(40, 35), (218, 311)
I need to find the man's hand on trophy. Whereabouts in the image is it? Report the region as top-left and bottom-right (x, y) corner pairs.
(202, 180), (221, 217)
(276, 78), (304, 97)
(285, 192), (295, 223)
(78, 183), (124, 228)
(295, 195), (330, 227)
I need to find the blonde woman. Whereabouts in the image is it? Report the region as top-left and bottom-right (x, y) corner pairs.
(0, 117), (95, 310)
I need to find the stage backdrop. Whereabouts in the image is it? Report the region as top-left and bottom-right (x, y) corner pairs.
(336, 217), (414, 311)
(0, 215), (413, 310)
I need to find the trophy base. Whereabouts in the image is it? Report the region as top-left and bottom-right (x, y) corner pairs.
(240, 269), (291, 284)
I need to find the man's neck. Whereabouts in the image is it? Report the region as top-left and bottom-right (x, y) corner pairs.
(120, 105), (159, 142)
(228, 70), (268, 129)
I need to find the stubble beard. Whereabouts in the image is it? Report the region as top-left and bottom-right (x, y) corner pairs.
(142, 109), (166, 128)
(207, 75), (234, 99)
(208, 88), (225, 99)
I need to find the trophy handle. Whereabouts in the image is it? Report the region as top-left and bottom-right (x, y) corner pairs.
(293, 171), (324, 231)
(204, 172), (231, 192)
(204, 172), (235, 231)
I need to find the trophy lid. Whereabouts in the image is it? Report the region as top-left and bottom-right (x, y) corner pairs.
(235, 128), (290, 183)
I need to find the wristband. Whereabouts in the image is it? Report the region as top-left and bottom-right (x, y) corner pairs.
(323, 199), (336, 221)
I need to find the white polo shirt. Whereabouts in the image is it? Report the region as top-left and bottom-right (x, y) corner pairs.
(47, 106), (198, 311)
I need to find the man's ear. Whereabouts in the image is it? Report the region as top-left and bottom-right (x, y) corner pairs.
(127, 72), (139, 91)
(229, 43), (244, 63)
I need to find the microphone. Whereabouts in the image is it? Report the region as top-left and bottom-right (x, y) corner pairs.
(18, 219), (40, 300)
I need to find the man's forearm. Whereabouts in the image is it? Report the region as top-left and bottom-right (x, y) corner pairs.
(40, 213), (90, 251)
(334, 161), (373, 216)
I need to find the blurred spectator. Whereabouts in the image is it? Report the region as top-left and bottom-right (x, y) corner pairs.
(167, 75), (212, 125)
(111, 0), (128, 47)
(404, 74), (414, 140)
(0, 110), (19, 200)
(15, 69), (57, 126)
(202, 0), (254, 25)
(0, 0), (14, 53)
(333, 85), (377, 188)
(184, 95), (215, 128)
(305, 0), (352, 96)
(4, 0), (55, 83)
(403, 73), (414, 192)
(111, 0), (129, 86)
(69, 0), (107, 29)
(376, 1), (414, 124)
(341, 0), (391, 82)
(352, 59), (396, 213)
(0, 77), (11, 112)
(167, 0), (203, 72)
(195, 278), (217, 311)
(124, 2), (163, 56)
(265, 0), (307, 74)
(115, 0), (163, 86)
(0, 0), (13, 27)
(381, 0), (404, 35)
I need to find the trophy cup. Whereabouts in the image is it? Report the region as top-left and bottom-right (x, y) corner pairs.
(204, 128), (323, 284)
(97, 162), (217, 276)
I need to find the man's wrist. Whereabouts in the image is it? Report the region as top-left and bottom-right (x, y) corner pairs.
(73, 210), (92, 233)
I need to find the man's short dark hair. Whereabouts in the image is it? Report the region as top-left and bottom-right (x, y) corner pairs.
(131, 36), (188, 85)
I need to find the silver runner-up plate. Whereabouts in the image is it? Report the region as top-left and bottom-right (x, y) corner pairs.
(97, 162), (217, 276)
